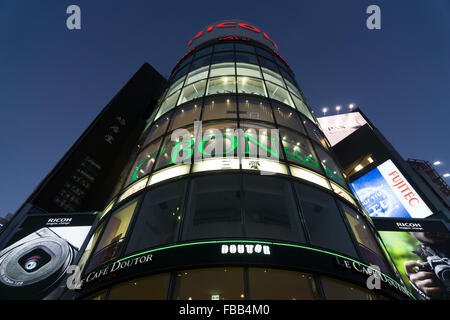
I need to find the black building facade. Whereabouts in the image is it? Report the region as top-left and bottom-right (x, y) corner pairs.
(74, 22), (413, 300)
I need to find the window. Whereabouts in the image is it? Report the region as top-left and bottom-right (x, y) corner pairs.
(341, 203), (391, 274)
(240, 121), (282, 160)
(243, 176), (305, 242)
(209, 63), (235, 77)
(172, 268), (245, 300)
(320, 276), (376, 300)
(212, 52), (235, 64)
(235, 52), (258, 64)
(169, 101), (201, 130)
(143, 116), (170, 145)
(78, 222), (105, 272)
(303, 118), (329, 149)
(202, 96), (237, 120)
(166, 76), (186, 97)
(182, 175), (243, 240)
(185, 66), (209, 85)
(195, 46), (213, 57)
(248, 268), (320, 300)
(262, 67), (284, 87)
(285, 79), (302, 98)
(280, 128), (321, 173)
(236, 63), (261, 78)
(177, 80), (206, 105)
(206, 76), (236, 95)
(125, 181), (186, 254)
(238, 96), (274, 122)
(191, 55), (211, 70)
(197, 122), (238, 160)
(172, 64), (190, 82)
(156, 91), (180, 119)
(292, 95), (314, 122)
(235, 43), (255, 53)
(255, 47), (274, 60)
(126, 138), (162, 185)
(237, 76), (267, 97)
(294, 183), (358, 258)
(154, 127), (195, 171)
(259, 57), (278, 72)
(314, 146), (346, 187)
(108, 273), (170, 300)
(214, 43), (235, 52)
(87, 200), (138, 271)
(266, 82), (294, 108)
(273, 103), (305, 133)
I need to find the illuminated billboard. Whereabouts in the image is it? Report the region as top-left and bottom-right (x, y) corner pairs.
(350, 159), (433, 218)
(317, 112), (368, 146)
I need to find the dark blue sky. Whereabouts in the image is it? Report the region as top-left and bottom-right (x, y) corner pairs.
(0, 0), (449, 216)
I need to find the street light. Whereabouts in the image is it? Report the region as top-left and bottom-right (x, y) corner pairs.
(349, 104), (354, 110)
(433, 161), (441, 166)
(322, 107), (328, 116)
(336, 105), (341, 114)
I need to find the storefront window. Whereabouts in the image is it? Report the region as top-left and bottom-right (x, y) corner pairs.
(182, 175), (243, 240)
(209, 63), (235, 77)
(107, 273), (170, 300)
(88, 200), (138, 271)
(236, 63), (261, 78)
(266, 82), (294, 108)
(248, 268), (320, 300)
(320, 276), (376, 300)
(280, 128), (321, 173)
(126, 138), (162, 185)
(243, 176), (305, 242)
(169, 101), (201, 130)
(273, 103), (305, 133)
(294, 183), (358, 258)
(237, 76), (267, 97)
(202, 96), (237, 120)
(125, 182), (186, 254)
(172, 268), (245, 300)
(206, 76), (236, 95)
(178, 80), (206, 105)
(238, 96), (274, 122)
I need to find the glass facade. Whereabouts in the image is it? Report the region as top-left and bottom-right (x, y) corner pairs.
(79, 36), (402, 301)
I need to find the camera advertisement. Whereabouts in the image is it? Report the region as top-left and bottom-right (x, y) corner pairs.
(0, 213), (96, 300)
(373, 218), (450, 300)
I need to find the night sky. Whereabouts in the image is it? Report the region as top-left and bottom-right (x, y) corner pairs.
(0, 0), (449, 216)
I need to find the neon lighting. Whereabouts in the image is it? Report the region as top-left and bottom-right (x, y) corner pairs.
(199, 134), (238, 156)
(188, 30), (203, 46)
(238, 23), (260, 33)
(90, 239), (414, 299)
(216, 22), (236, 28)
(263, 32), (278, 50)
(207, 25), (214, 32)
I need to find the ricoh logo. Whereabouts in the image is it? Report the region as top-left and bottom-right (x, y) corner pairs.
(47, 218), (72, 225)
(221, 244), (271, 255)
(396, 222), (422, 229)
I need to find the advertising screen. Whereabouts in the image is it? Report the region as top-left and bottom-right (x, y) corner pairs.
(350, 159), (434, 218)
(317, 112), (368, 146)
(0, 213), (96, 299)
(373, 218), (450, 300)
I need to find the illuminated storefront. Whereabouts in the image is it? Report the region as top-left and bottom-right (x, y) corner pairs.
(74, 21), (413, 300)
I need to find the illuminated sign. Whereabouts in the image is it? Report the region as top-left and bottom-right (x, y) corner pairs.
(317, 112), (368, 146)
(187, 20), (278, 51)
(350, 159), (433, 218)
(221, 244), (271, 255)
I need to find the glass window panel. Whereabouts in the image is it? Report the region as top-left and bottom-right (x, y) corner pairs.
(166, 76), (186, 97)
(195, 46), (213, 57)
(293, 95), (315, 122)
(154, 127), (195, 171)
(235, 52), (258, 64)
(273, 102), (305, 133)
(259, 57), (279, 72)
(249, 268), (320, 300)
(78, 222), (105, 272)
(235, 43), (255, 53)
(240, 121), (282, 161)
(266, 82), (294, 108)
(182, 175), (243, 240)
(285, 79), (302, 98)
(255, 47), (274, 60)
(212, 51), (235, 64)
(314, 145), (347, 187)
(185, 66), (209, 85)
(206, 76), (236, 95)
(280, 68), (296, 86)
(172, 64), (190, 82)
(143, 116), (171, 145)
(303, 117), (329, 149)
(294, 183), (358, 258)
(88, 200), (138, 271)
(173, 268), (245, 300)
(243, 175), (305, 242)
(238, 96), (274, 122)
(209, 63), (235, 77)
(280, 128), (321, 173)
(191, 55), (211, 70)
(196, 121), (238, 160)
(108, 273), (170, 300)
(262, 67), (285, 87)
(156, 91), (180, 119)
(202, 96), (237, 120)
(321, 276), (376, 300)
(126, 138), (162, 186)
(214, 42), (235, 52)
(169, 101), (202, 130)
(237, 76), (267, 97)
(341, 203), (391, 275)
(236, 63), (261, 78)
(125, 181), (186, 253)
(177, 80), (206, 105)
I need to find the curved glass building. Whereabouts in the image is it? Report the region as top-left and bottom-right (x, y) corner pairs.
(76, 21), (413, 300)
